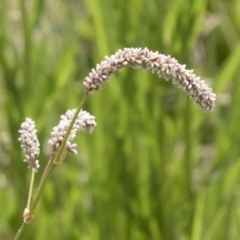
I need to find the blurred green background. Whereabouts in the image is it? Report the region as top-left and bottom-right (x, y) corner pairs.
(1, 0), (240, 239)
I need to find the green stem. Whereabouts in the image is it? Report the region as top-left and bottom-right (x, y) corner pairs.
(28, 163), (56, 218)
(13, 91), (89, 240)
(40, 154), (54, 183)
(26, 170), (35, 209)
(30, 91), (88, 214)
(13, 223), (26, 240)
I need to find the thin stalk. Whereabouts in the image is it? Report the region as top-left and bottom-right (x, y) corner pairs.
(40, 154), (54, 183)
(28, 163), (56, 219)
(13, 223), (26, 240)
(30, 91), (88, 215)
(13, 91), (88, 240)
(13, 163), (56, 240)
(26, 170), (35, 209)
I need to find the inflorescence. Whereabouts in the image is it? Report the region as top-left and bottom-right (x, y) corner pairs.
(18, 118), (40, 172)
(83, 47), (216, 111)
(16, 47), (217, 233)
(48, 109), (96, 155)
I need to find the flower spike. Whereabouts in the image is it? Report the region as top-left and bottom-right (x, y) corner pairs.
(48, 109), (96, 155)
(18, 118), (40, 172)
(83, 47), (216, 111)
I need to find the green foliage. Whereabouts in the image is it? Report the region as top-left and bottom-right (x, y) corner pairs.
(0, 0), (240, 239)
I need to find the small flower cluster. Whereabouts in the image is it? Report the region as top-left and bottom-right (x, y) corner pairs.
(48, 110), (96, 155)
(18, 118), (40, 172)
(83, 47), (216, 111)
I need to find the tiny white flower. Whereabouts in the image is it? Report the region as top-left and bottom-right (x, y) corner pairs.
(48, 109), (96, 155)
(18, 118), (40, 172)
(83, 47), (216, 111)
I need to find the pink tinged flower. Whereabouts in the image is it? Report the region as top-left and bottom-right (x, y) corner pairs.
(18, 118), (40, 172)
(83, 47), (216, 111)
(48, 110), (96, 155)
